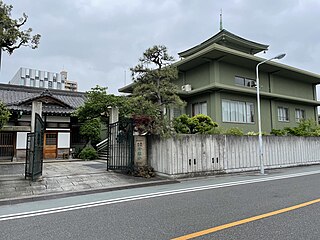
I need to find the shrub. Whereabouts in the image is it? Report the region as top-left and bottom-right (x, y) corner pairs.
(207, 126), (223, 135)
(270, 119), (320, 137)
(247, 131), (259, 136)
(129, 165), (156, 178)
(247, 131), (268, 136)
(270, 129), (287, 136)
(189, 114), (218, 134)
(224, 127), (244, 136)
(173, 114), (218, 134)
(133, 115), (154, 135)
(173, 114), (190, 134)
(78, 147), (98, 160)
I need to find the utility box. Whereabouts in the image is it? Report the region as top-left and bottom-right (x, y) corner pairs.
(134, 136), (147, 166)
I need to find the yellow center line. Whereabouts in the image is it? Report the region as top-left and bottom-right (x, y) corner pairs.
(172, 198), (320, 240)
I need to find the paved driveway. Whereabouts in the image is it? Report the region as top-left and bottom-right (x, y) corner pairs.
(0, 160), (168, 202)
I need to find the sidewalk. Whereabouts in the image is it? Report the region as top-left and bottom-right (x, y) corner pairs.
(0, 160), (176, 205)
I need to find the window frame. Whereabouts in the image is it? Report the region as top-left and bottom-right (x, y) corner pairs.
(277, 106), (290, 122)
(234, 76), (256, 88)
(192, 102), (207, 116)
(222, 99), (255, 124)
(295, 108), (305, 122)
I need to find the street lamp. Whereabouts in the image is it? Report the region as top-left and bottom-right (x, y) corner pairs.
(256, 53), (286, 174)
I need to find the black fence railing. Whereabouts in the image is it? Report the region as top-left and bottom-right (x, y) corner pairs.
(107, 119), (134, 171)
(25, 113), (44, 181)
(0, 132), (14, 161)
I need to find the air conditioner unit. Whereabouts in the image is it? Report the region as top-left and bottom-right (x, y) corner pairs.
(181, 84), (192, 92)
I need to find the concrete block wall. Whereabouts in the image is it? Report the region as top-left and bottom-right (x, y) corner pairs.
(148, 135), (320, 177)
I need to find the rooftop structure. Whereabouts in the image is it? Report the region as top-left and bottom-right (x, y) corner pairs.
(10, 67), (66, 90)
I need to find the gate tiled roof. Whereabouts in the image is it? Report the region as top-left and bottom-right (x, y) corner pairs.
(0, 83), (86, 114)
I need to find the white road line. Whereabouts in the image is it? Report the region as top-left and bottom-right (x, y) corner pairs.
(1, 169), (320, 221)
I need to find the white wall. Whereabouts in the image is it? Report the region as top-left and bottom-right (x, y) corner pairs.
(148, 135), (320, 177)
(58, 132), (70, 148)
(16, 132), (28, 149)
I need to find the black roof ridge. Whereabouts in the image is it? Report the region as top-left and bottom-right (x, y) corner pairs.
(13, 89), (74, 109)
(0, 83), (86, 96)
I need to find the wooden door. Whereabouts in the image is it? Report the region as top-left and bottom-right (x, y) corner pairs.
(44, 132), (57, 159)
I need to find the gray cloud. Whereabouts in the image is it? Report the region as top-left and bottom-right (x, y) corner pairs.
(1, 0), (320, 97)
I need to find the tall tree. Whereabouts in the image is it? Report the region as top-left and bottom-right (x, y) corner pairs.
(0, 0), (41, 67)
(130, 45), (184, 135)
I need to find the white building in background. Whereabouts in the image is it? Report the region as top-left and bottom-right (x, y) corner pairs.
(60, 70), (78, 92)
(65, 80), (78, 92)
(10, 67), (66, 90)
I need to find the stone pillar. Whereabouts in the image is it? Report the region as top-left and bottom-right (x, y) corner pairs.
(108, 106), (119, 124)
(134, 136), (147, 167)
(31, 101), (42, 132)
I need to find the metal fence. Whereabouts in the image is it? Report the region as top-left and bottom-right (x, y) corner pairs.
(25, 113), (44, 181)
(107, 119), (134, 171)
(0, 132), (14, 161)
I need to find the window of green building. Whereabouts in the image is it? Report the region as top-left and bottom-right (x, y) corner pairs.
(222, 99), (254, 123)
(192, 102), (207, 116)
(235, 76), (256, 88)
(295, 109), (305, 122)
(278, 107), (289, 122)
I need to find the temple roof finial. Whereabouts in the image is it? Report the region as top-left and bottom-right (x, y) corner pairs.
(220, 9), (223, 31)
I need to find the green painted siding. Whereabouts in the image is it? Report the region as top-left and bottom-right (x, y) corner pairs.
(175, 72), (185, 88)
(271, 101), (316, 130)
(184, 63), (210, 89)
(271, 76), (314, 100)
(219, 62), (270, 91)
(184, 93), (212, 117)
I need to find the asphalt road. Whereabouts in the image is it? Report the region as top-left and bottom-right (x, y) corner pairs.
(1, 166), (320, 240)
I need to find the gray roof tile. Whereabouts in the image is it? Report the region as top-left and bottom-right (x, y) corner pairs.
(0, 83), (86, 114)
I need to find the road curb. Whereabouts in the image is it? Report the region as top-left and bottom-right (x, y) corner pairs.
(0, 179), (179, 206)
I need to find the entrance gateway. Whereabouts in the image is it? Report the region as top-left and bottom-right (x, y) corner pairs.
(97, 117), (134, 171)
(107, 118), (134, 171)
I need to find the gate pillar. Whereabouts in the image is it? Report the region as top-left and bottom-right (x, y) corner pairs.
(108, 106), (119, 124)
(31, 101), (42, 132)
(134, 136), (147, 167)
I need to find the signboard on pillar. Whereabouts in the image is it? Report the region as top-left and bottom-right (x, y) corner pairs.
(134, 136), (147, 167)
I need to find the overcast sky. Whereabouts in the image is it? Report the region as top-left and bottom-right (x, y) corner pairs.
(1, 0), (320, 96)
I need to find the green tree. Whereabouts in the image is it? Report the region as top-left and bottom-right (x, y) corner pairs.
(80, 118), (101, 145)
(131, 45), (184, 113)
(0, 0), (41, 54)
(0, 101), (10, 129)
(74, 85), (120, 123)
(130, 45), (184, 135)
(73, 86), (122, 145)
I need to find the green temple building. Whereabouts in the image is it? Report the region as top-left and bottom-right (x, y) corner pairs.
(120, 29), (320, 133)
